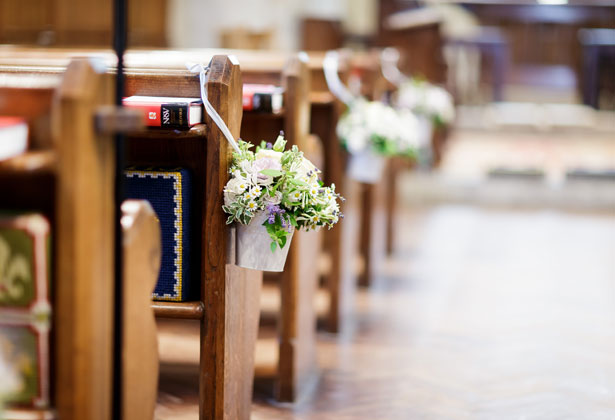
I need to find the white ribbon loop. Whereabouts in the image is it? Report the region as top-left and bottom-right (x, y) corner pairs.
(381, 47), (409, 87)
(323, 51), (357, 107)
(187, 61), (241, 153)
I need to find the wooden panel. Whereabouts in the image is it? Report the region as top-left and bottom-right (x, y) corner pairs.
(0, 49), (262, 420)
(0, 0), (166, 46)
(0, 0), (52, 44)
(378, 6), (447, 83)
(121, 200), (161, 420)
(301, 18), (343, 52)
(53, 59), (114, 420)
(240, 53), (321, 402)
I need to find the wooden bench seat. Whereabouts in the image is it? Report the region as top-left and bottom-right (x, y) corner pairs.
(0, 51), (262, 420)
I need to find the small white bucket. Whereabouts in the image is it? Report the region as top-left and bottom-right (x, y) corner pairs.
(417, 116), (434, 149)
(347, 149), (385, 184)
(416, 116), (435, 167)
(235, 211), (294, 272)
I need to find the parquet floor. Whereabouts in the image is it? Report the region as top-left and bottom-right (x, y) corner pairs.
(250, 205), (615, 420)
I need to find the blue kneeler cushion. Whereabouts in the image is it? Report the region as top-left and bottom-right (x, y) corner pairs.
(124, 168), (192, 301)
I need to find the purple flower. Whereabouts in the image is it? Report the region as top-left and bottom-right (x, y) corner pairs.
(268, 215), (276, 224)
(266, 142), (273, 149)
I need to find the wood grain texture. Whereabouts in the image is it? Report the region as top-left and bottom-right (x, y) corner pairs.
(153, 301), (205, 320)
(306, 51), (360, 333)
(378, 6), (447, 84)
(240, 53), (321, 402)
(0, 49), (264, 420)
(0, 0), (167, 46)
(203, 55), (263, 420)
(121, 199), (161, 420)
(53, 59), (115, 420)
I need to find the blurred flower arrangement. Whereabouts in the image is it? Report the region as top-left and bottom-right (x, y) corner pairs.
(336, 99), (421, 158)
(396, 79), (455, 127)
(223, 133), (343, 252)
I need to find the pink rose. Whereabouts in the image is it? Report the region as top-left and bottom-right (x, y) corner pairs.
(252, 157), (282, 185)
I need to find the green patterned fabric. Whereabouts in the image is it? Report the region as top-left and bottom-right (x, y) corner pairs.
(0, 227), (35, 307)
(0, 213), (51, 408)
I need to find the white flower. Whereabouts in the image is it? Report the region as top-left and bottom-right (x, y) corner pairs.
(308, 184), (320, 196)
(224, 191), (237, 207)
(246, 200), (258, 211)
(255, 148), (283, 162)
(291, 157), (318, 182)
(397, 81), (455, 124)
(244, 191), (254, 200)
(396, 108), (421, 150)
(225, 177), (249, 195)
(264, 191), (282, 205)
(426, 86), (455, 123)
(345, 131), (368, 154)
(289, 190), (303, 202)
(252, 157), (282, 186)
(249, 186), (262, 197)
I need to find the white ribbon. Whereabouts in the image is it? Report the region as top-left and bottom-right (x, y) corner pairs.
(380, 47), (410, 87)
(187, 62), (241, 153)
(323, 51), (357, 107)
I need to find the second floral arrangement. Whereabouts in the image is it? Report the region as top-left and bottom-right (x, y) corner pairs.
(223, 134), (343, 255)
(336, 99), (421, 158)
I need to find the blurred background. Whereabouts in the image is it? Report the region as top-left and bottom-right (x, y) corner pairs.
(1, 0), (614, 418)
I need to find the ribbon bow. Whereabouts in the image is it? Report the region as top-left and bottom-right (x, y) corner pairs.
(187, 61), (241, 153)
(323, 51), (358, 108)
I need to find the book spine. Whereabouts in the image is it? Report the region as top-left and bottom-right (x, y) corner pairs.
(160, 103), (190, 128)
(124, 102), (190, 128)
(242, 91), (255, 111)
(243, 92), (274, 113)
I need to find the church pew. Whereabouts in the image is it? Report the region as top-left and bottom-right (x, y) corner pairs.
(0, 59), (115, 420)
(238, 52), (321, 403)
(306, 52), (361, 333)
(344, 50), (397, 288)
(377, 10), (449, 167)
(0, 51), (262, 420)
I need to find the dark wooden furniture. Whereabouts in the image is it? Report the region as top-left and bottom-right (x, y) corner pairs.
(301, 18), (344, 52)
(378, 7), (447, 84)
(0, 59), (115, 420)
(0, 49), (263, 420)
(0, 0), (167, 46)
(121, 54), (261, 420)
(452, 1), (615, 101)
(579, 28), (615, 109)
(447, 26), (509, 102)
(347, 51), (398, 288)
(237, 52), (322, 402)
(307, 52), (362, 333)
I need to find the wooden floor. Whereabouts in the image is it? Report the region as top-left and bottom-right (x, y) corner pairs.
(156, 204), (615, 419)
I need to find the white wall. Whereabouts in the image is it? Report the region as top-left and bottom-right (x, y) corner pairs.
(166, 0), (377, 50)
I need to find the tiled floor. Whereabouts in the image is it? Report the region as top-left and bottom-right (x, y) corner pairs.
(248, 205), (615, 419)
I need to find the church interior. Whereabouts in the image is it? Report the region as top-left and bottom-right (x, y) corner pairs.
(0, 1), (614, 419)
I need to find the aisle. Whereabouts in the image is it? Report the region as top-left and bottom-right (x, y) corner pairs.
(252, 205), (615, 419)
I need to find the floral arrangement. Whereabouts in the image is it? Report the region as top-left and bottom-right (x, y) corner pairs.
(223, 134), (343, 251)
(396, 79), (455, 127)
(336, 99), (421, 158)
